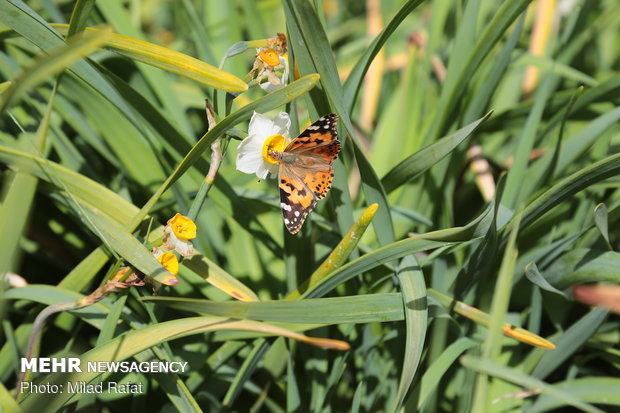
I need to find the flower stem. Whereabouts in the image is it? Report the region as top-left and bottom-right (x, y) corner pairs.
(187, 101), (225, 221)
(15, 301), (83, 400)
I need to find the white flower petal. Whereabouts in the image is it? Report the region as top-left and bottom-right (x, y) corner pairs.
(271, 112), (291, 137)
(236, 151), (264, 175)
(255, 165), (270, 180)
(281, 58), (289, 80)
(162, 229), (178, 251)
(279, 56), (288, 70)
(162, 229), (194, 257)
(248, 111), (275, 137)
(239, 131), (265, 151)
(175, 240), (193, 257)
(236, 133), (267, 174)
(256, 162), (279, 180)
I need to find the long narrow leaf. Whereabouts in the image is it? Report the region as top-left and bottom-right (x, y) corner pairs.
(392, 255), (427, 412)
(52, 25), (248, 92)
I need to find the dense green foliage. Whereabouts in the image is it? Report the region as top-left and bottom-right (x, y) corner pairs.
(1, 0), (619, 412)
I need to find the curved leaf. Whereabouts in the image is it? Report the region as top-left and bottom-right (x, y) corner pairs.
(381, 112), (492, 194)
(52, 24), (248, 92)
(524, 262), (569, 298)
(521, 153), (620, 231)
(544, 249), (620, 290)
(0, 27), (112, 112)
(392, 255), (427, 412)
(531, 307), (608, 379)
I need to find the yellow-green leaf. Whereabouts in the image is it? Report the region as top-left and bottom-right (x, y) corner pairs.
(52, 24), (248, 92)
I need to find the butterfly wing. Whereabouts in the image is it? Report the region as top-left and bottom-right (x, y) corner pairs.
(278, 113), (341, 234)
(284, 113), (339, 152)
(299, 142), (340, 199)
(278, 163), (318, 234)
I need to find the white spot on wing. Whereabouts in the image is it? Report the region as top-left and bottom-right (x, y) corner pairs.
(294, 211), (300, 217)
(281, 202), (292, 211)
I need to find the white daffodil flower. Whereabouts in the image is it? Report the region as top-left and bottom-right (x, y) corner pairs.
(249, 47), (289, 93)
(236, 111), (291, 179)
(259, 54), (289, 93)
(162, 213), (196, 257)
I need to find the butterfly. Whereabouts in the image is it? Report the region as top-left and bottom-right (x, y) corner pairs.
(271, 113), (341, 234)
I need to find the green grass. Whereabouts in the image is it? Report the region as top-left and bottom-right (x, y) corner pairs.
(1, 0), (620, 412)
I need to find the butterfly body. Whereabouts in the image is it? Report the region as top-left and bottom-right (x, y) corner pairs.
(277, 114), (340, 234)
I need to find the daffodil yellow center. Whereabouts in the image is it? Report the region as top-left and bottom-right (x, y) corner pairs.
(167, 213), (197, 240)
(258, 48), (280, 67)
(262, 134), (287, 164)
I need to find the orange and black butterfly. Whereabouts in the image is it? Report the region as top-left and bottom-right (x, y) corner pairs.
(269, 114), (341, 234)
